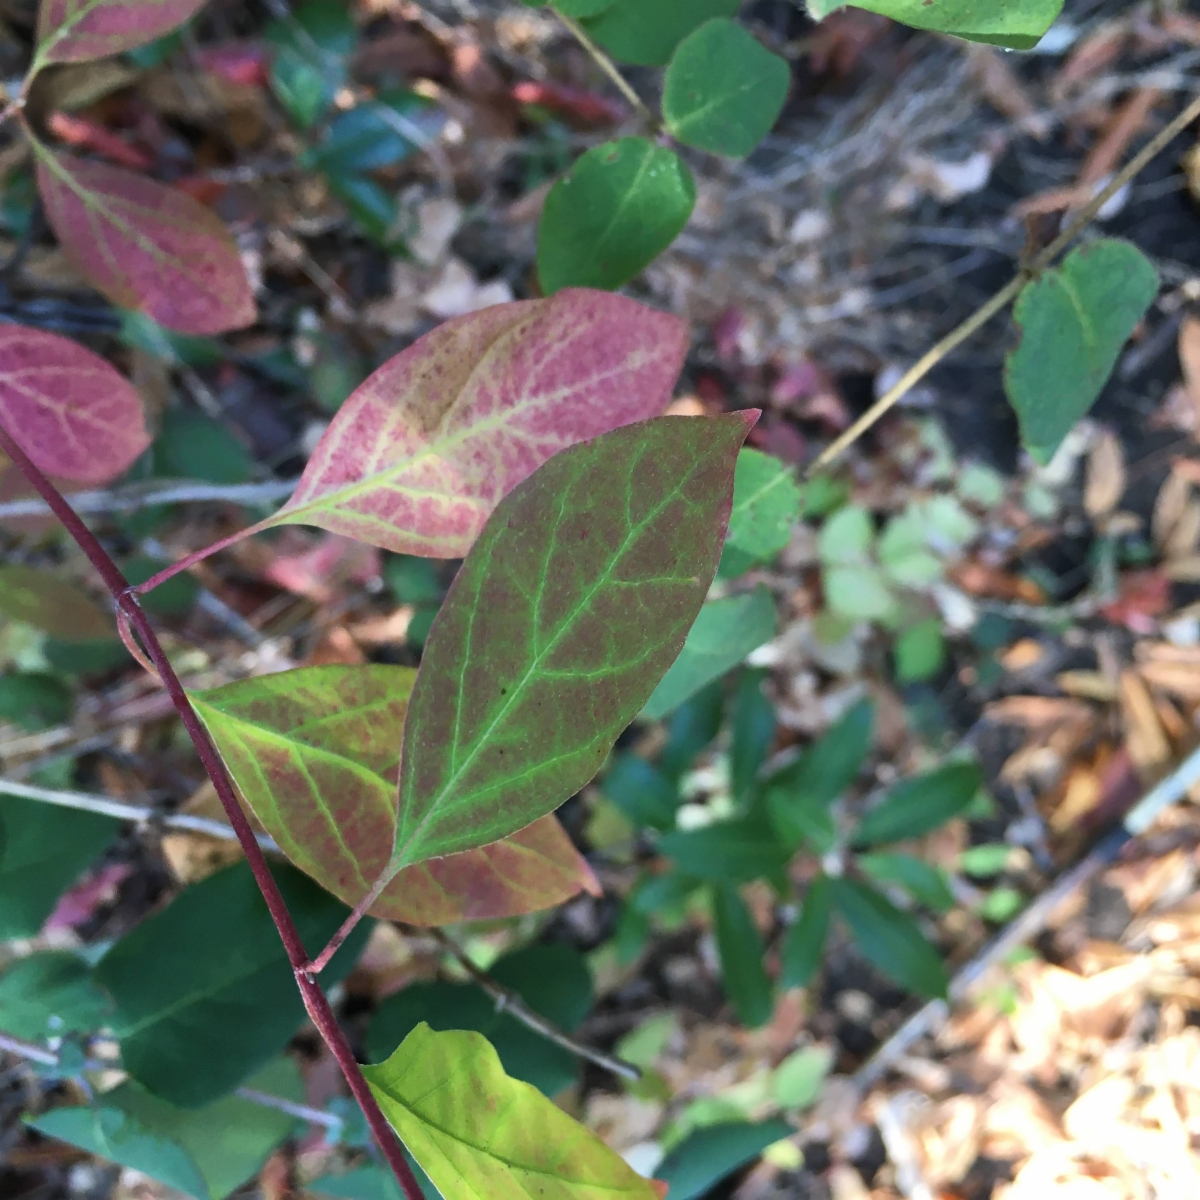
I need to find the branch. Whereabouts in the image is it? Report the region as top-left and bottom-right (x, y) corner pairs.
(421, 926), (641, 1083)
(810, 89), (1200, 473)
(0, 421), (424, 1200)
(0, 1031), (342, 1132)
(0, 478), (297, 520)
(556, 13), (659, 132)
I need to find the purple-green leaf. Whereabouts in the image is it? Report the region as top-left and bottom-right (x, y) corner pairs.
(392, 412), (755, 870)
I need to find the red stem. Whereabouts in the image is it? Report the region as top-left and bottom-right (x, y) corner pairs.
(0, 423), (424, 1200)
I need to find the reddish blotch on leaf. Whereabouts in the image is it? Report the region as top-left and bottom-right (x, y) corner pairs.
(35, 145), (256, 335)
(0, 324), (149, 484)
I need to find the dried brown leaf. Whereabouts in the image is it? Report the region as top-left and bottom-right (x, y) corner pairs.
(1084, 429), (1126, 518)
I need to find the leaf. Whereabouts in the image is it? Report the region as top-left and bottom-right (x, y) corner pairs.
(656, 1119), (793, 1200)
(772, 1046), (832, 1112)
(258, 291), (687, 556)
(267, 0), (358, 129)
(193, 666), (595, 927)
(1005, 240), (1159, 463)
(779, 875), (831, 989)
(894, 618), (946, 683)
(851, 761), (982, 848)
(0, 565), (114, 640)
(364, 1023), (660, 1200)
(0, 951), (112, 1040)
(718, 449), (801, 579)
(0, 792), (117, 939)
(35, 146), (256, 335)
(367, 944), (594, 1097)
(712, 884), (773, 1028)
(94, 860), (370, 1107)
(393, 413), (752, 869)
(659, 679), (725, 781)
(807, 0), (1064, 49)
(769, 699), (874, 811)
(730, 670), (775, 801)
(537, 139), (695, 294)
(552, 0), (615, 15)
(663, 19), (790, 158)
(659, 817), (791, 885)
(878, 511), (943, 588)
(642, 588), (776, 721)
(857, 852), (955, 912)
(308, 1166), (414, 1200)
(27, 1058), (303, 1200)
(0, 670), (73, 732)
(824, 563), (897, 621)
(313, 91), (443, 174)
(601, 753), (679, 831)
(156, 409), (254, 484)
(0, 324), (150, 484)
(830, 877), (947, 997)
(579, 0), (741, 65)
(34, 0), (207, 69)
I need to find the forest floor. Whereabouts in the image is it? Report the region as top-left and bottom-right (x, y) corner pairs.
(7, 0), (1200, 1198)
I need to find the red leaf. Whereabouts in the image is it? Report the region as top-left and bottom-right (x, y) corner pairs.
(511, 80), (624, 124)
(193, 665), (597, 926)
(34, 0), (208, 68)
(1099, 569), (1171, 634)
(265, 290), (688, 556)
(35, 145), (256, 335)
(46, 112), (153, 171)
(0, 324), (149, 483)
(197, 42), (270, 88)
(44, 862), (134, 931)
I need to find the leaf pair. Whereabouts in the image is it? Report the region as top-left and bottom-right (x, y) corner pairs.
(24, 2), (256, 335)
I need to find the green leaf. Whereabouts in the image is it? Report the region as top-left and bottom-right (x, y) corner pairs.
(807, 0), (1064, 49)
(393, 413), (751, 870)
(267, 0), (357, 128)
(959, 843), (1011, 878)
(580, 0), (741, 65)
(28, 1058), (302, 1200)
(712, 884), (773, 1028)
(194, 666), (593, 927)
(718, 449), (802, 579)
(364, 1023), (660, 1200)
(767, 788), (836, 855)
(0, 673), (73, 730)
(155, 409), (254, 485)
(0, 951), (112, 1040)
(367, 944), (593, 1097)
(552, 0), (615, 14)
(314, 91), (443, 174)
(308, 1167), (404, 1200)
(659, 680), (725, 781)
(851, 761), (982, 848)
(537, 138), (695, 293)
(770, 698), (874, 810)
(123, 555), (199, 617)
(663, 19), (790, 158)
(326, 173), (400, 247)
(878, 511), (943, 588)
(0, 793), (117, 939)
(94, 861), (369, 1107)
(818, 504), (874, 565)
(824, 563), (897, 621)
(894, 619), (946, 683)
(1005, 240), (1159, 463)
(643, 588), (776, 721)
(857, 852), (955, 912)
(659, 817), (790, 884)
(730, 670), (776, 801)
(602, 754), (679, 830)
(656, 1119), (793, 1200)
(779, 875), (831, 989)
(830, 877), (947, 997)
(772, 1046), (832, 1112)
(0, 564), (112, 640)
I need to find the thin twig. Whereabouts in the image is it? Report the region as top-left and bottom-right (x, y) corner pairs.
(0, 1030), (342, 1131)
(0, 478), (297, 520)
(811, 89), (1200, 473)
(556, 14), (658, 132)
(0, 779), (281, 852)
(421, 926), (641, 1083)
(0, 421), (424, 1200)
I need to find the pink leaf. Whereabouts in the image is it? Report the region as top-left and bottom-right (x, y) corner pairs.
(35, 145), (256, 335)
(34, 0), (208, 69)
(0, 324), (149, 483)
(265, 290), (688, 556)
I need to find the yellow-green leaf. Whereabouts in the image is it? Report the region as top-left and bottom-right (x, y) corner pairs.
(364, 1023), (660, 1200)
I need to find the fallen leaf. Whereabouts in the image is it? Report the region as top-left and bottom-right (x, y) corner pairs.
(1084, 429), (1125, 518)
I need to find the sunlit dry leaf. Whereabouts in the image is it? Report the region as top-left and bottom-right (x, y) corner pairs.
(1152, 464), (1192, 549)
(1180, 317), (1200, 434)
(262, 290), (688, 556)
(1119, 669), (1171, 777)
(35, 145), (256, 334)
(194, 666), (597, 926)
(34, 0), (207, 68)
(1084, 429), (1125, 518)
(0, 324), (148, 484)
